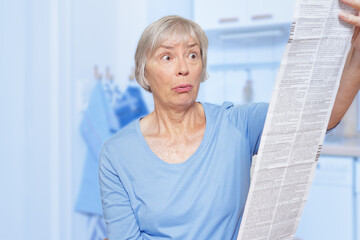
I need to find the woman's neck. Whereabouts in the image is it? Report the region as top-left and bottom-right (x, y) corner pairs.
(147, 101), (205, 138)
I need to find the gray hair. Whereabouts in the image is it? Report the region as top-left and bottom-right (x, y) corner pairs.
(135, 15), (209, 92)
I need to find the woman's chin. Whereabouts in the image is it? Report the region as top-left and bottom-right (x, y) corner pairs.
(170, 95), (197, 108)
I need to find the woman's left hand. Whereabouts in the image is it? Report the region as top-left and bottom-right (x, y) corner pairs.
(339, 0), (360, 53)
(327, 0), (360, 130)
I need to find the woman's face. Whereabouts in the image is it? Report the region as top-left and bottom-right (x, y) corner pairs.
(145, 37), (203, 109)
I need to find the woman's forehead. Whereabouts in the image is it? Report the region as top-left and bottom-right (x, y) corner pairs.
(159, 37), (200, 48)
(147, 30), (200, 57)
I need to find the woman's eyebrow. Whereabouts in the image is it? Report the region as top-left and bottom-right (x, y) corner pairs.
(187, 43), (199, 48)
(159, 45), (174, 50)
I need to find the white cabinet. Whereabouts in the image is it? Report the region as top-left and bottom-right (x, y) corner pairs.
(194, 0), (246, 30)
(246, 0), (296, 27)
(194, 0), (296, 30)
(295, 156), (354, 240)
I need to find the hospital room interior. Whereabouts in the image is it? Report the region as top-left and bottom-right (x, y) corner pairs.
(1, 0), (360, 239)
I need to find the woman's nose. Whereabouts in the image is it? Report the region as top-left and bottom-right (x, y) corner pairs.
(177, 57), (189, 76)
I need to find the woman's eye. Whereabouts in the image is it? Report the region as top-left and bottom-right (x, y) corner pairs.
(189, 53), (197, 59)
(161, 55), (171, 61)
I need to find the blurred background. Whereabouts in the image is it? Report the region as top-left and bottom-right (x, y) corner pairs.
(0, 0), (359, 239)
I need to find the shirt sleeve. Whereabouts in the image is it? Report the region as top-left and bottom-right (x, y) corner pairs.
(99, 145), (143, 240)
(227, 102), (269, 156)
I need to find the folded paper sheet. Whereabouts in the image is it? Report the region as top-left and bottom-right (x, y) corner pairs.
(237, 0), (356, 239)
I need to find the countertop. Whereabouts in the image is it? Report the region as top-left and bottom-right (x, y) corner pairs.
(322, 138), (360, 158)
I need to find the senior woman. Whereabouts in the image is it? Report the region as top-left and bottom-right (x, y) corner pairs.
(99, 4), (360, 239)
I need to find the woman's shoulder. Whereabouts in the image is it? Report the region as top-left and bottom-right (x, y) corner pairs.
(101, 119), (141, 153)
(200, 101), (233, 116)
(201, 101), (268, 134)
(201, 101), (269, 117)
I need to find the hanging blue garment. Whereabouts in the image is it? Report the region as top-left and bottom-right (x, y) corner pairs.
(75, 83), (148, 239)
(103, 81), (122, 124)
(75, 152), (103, 215)
(87, 215), (107, 240)
(75, 82), (119, 215)
(114, 86), (148, 128)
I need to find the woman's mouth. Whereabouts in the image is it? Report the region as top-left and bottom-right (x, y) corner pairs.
(172, 84), (193, 93)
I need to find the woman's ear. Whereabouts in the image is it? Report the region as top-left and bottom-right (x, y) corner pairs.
(144, 69), (151, 87)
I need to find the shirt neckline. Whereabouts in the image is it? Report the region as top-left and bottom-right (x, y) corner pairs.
(135, 102), (211, 168)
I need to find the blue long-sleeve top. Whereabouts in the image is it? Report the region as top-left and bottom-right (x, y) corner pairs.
(99, 101), (268, 240)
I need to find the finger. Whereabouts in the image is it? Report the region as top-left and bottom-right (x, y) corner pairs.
(341, 0), (360, 11)
(339, 11), (360, 26)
